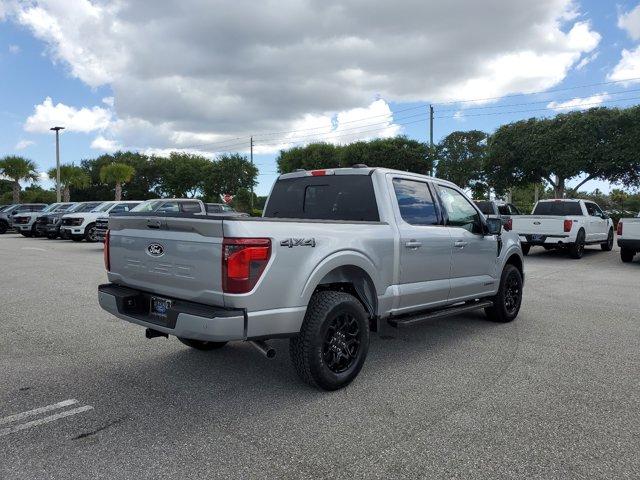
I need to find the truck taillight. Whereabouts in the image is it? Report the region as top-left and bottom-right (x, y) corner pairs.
(504, 218), (513, 231)
(222, 238), (271, 294)
(563, 219), (573, 232)
(617, 221), (623, 236)
(103, 229), (110, 271)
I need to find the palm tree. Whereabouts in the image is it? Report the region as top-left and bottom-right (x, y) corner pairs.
(0, 155), (39, 203)
(100, 163), (135, 200)
(47, 164), (90, 202)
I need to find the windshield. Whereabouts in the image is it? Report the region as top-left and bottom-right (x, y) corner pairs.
(475, 201), (494, 215)
(91, 202), (114, 213)
(42, 204), (59, 212)
(55, 203), (75, 212)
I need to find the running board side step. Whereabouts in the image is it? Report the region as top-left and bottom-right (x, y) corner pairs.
(387, 300), (494, 328)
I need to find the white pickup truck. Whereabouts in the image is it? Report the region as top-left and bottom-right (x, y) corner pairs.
(512, 199), (614, 259)
(617, 214), (640, 263)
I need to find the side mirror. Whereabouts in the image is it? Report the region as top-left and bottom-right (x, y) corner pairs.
(601, 213), (609, 220)
(485, 217), (502, 236)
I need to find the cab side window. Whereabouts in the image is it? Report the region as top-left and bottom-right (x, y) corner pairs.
(585, 202), (597, 216)
(437, 185), (481, 234)
(392, 178), (440, 226)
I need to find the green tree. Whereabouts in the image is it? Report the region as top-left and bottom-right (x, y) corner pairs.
(204, 153), (258, 200)
(610, 189), (629, 211)
(487, 107), (640, 198)
(156, 152), (212, 198)
(46, 164), (90, 202)
(436, 130), (488, 193)
(100, 163), (136, 200)
(0, 155), (39, 203)
(277, 143), (341, 173)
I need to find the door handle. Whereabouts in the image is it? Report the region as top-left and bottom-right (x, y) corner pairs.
(405, 240), (422, 249)
(454, 240), (468, 248)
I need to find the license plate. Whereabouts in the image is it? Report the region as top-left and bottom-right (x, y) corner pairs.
(150, 296), (172, 318)
(531, 234), (544, 242)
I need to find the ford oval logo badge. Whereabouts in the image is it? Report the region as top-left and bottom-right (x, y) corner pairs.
(147, 243), (165, 257)
(533, 221), (541, 225)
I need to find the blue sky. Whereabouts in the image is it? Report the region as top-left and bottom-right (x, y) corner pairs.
(1, 0), (640, 196)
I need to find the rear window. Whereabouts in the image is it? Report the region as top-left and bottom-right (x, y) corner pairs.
(533, 201), (582, 216)
(475, 201), (494, 215)
(264, 175), (379, 221)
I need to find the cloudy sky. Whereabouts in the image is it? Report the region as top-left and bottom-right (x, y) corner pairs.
(1, 0), (640, 195)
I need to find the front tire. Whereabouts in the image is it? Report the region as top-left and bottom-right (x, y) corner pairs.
(290, 291), (369, 391)
(85, 223), (98, 242)
(177, 338), (228, 350)
(71, 235), (83, 242)
(568, 229), (586, 259)
(621, 248), (635, 263)
(601, 228), (614, 251)
(0, 221), (7, 234)
(485, 264), (523, 323)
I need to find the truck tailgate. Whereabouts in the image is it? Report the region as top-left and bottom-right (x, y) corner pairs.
(512, 215), (565, 235)
(621, 218), (640, 238)
(107, 215), (225, 305)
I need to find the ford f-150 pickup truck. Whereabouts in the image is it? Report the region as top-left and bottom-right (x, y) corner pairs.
(0, 203), (47, 234)
(511, 199), (614, 259)
(617, 213), (640, 263)
(61, 201), (140, 242)
(13, 203), (75, 237)
(98, 167), (525, 390)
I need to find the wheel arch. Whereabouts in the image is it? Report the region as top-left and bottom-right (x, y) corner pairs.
(505, 251), (524, 282)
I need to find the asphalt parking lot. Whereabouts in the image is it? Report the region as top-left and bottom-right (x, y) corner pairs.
(1, 233), (639, 479)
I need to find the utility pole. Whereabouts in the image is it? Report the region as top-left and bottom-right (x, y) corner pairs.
(250, 136), (254, 211)
(50, 126), (65, 202)
(429, 105), (434, 176)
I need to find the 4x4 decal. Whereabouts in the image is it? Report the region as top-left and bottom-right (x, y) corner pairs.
(280, 238), (316, 248)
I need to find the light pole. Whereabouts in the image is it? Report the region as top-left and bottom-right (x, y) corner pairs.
(50, 126), (65, 202)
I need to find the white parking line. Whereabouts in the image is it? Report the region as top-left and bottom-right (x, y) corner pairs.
(0, 399), (78, 426)
(20, 247), (47, 252)
(0, 405), (94, 437)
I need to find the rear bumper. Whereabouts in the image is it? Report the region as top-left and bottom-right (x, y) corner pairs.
(618, 239), (640, 250)
(518, 234), (571, 245)
(98, 283), (246, 342)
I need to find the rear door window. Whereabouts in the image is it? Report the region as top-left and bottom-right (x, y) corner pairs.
(180, 202), (202, 213)
(264, 175), (379, 221)
(392, 178), (440, 226)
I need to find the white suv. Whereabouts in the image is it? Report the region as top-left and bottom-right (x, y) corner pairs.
(61, 201), (140, 242)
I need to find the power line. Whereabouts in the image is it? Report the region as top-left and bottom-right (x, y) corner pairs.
(434, 95), (640, 119)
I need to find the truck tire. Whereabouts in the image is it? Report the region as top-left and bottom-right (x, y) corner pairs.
(484, 264), (523, 323)
(621, 248), (635, 263)
(85, 223), (98, 242)
(0, 221), (8, 234)
(601, 228), (614, 251)
(71, 235), (84, 242)
(21, 231), (32, 237)
(289, 291), (370, 391)
(521, 244), (530, 256)
(177, 338), (228, 350)
(568, 229), (586, 259)
(32, 224), (41, 237)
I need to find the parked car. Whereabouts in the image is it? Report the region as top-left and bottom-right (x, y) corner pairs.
(617, 213), (640, 263)
(0, 204), (47, 234)
(61, 201), (140, 242)
(13, 203), (75, 237)
(474, 200), (521, 229)
(0, 205), (10, 212)
(36, 201), (103, 239)
(511, 199), (614, 258)
(94, 201), (143, 242)
(99, 167), (524, 391)
(206, 203), (249, 217)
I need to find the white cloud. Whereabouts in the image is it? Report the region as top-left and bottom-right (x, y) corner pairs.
(608, 46), (640, 84)
(38, 171), (49, 181)
(8, 44), (21, 54)
(9, 0), (600, 150)
(14, 139), (35, 150)
(547, 92), (610, 111)
(102, 96), (114, 107)
(90, 135), (121, 152)
(576, 51), (599, 70)
(24, 97), (112, 133)
(618, 4), (640, 41)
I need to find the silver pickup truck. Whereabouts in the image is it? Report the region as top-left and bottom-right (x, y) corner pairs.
(99, 167), (525, 390)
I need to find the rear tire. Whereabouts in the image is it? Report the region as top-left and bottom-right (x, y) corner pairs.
(177, 338), (228, 350)
(290, 291), (369, 391)
(568, 229), (586, 259)
(485, 264), (523, 323)
(521, 244), (530, 256)
(601, 228), (614, 251)
(621, 248), (635, 263)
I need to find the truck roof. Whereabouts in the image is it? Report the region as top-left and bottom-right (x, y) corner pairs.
(278, 166), (456, 188)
